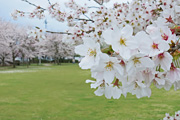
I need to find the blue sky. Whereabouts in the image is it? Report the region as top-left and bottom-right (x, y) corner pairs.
(0, 0), (131, 32)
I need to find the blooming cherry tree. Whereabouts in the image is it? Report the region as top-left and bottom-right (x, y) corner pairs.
(0, 19), (39, 67)
(0, 20), (22, 68)
(41, 33), (74, 65)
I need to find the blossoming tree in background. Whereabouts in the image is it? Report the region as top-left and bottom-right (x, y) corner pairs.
(0, 19), (40, 68)
(0, 19), (74, 67)
(41, 33), (74, 65)
(12, 0), (180, 99)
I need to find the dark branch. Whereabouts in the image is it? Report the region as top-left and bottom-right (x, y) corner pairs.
(169, 43), (180, 53)
(47, 0), (52, 5)
(94, 0), (104, 5)
(83, 14), (92, 21)
(46, 29), (95, 35)
(35, 27), (72, 35)
(75, 14), (94, 22)
(46, 31), (72, 35)
(88, 6), (100, 8)
(21, 0), (46, 10)
(75, 18), (94, 22)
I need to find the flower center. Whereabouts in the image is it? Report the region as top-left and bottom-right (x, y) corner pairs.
(113, 79), (119, 86)
(135, 82), (138, 88)
(161, 33), (168, 41)
(170, 63), (176, 71)
(152, 43), (158, 49)
(120, 37), (126, 46)
(132, 57), (141, 65)
(158, 53), (164, 59)
(120, 60), (125, 66)
(88, 48), (96, 56)
(105, 61), (114, 71)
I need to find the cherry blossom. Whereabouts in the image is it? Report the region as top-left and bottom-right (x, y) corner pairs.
(12, 0), (180, 99)
(103, 24), (137, 60)
(163, 111), (180, 120)
(154, 52), (173, 71)
(75, 38), (101, 69)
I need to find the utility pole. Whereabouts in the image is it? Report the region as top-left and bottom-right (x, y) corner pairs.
(38, 19), (47, 65)
(44, 19), (47, 29)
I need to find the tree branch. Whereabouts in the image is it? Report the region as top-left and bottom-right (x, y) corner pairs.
(75, 14), (94, 22)
(46, 29), (95, 35)
(83, 14), (93, 21)
(75, 18), (94, 22)
(94, 0), (104, 5)
(47, 0), (52, 6)
(21, 0), (46, 10)
(35, 27), (72, 35)
(46, 31), (72, 35)
(88, 6), (100, 8)
(169, 43), (180, 53)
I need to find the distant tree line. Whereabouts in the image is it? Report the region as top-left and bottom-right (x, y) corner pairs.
(0, 19), (74, 68)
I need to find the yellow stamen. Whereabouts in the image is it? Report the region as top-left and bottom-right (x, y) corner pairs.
(105, 61), (114, 71)
(120, 37), (127, 46)
(133, 57), (141, 65)
(135, 82), (138, 88)
(88, 48), (97, 56)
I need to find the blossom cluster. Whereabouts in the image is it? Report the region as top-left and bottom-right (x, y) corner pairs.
(74, 0), (180, 99)
(48, 3), (66, 22)
(77, 20), (180, 99)
(163, 111), (180, 120)
(11, 6), (45, 20)
(27, 28), (46, 41)
(13, 0), (180, 99)
(11, 10), (25, 20)
(30, 6), (45, 19)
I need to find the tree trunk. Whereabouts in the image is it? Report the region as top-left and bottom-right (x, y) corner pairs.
(56, 58), (59, 65)
(57, 58), (60, 65)
(39, 57), (41, 65)
(26, 58), (29, 68)
(22, 57), (25, 66)
(58, 58), (61, 65)
(13, 56), (16, 68)
(29, 59), (31, 65)
(2, 57), (5, 66)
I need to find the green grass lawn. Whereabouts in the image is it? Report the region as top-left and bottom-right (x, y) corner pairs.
(0, 63), (180, 120)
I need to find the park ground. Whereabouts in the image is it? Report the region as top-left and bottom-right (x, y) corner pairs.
(0, 63), (180, 120)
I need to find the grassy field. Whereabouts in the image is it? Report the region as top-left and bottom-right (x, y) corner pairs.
(0, 63), (180, 120)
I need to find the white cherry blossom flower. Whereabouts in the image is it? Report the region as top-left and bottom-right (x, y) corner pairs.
(153, 72), (166, 87)
(103, 24), (138, 60)
(166, 63), (180, 84)
(91, 53), (124, 84)
(154, 52), (173, 71)
(94, 83), (122, 99)
(75, 38), (101, 69)
(148, 34), (170, 56)
(123, 73), (151, 98)
(126, 54), (154, 76)
(175, 111), (180, 119)
(163, 113), (174, 120)
(174, 81), (180, 91)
